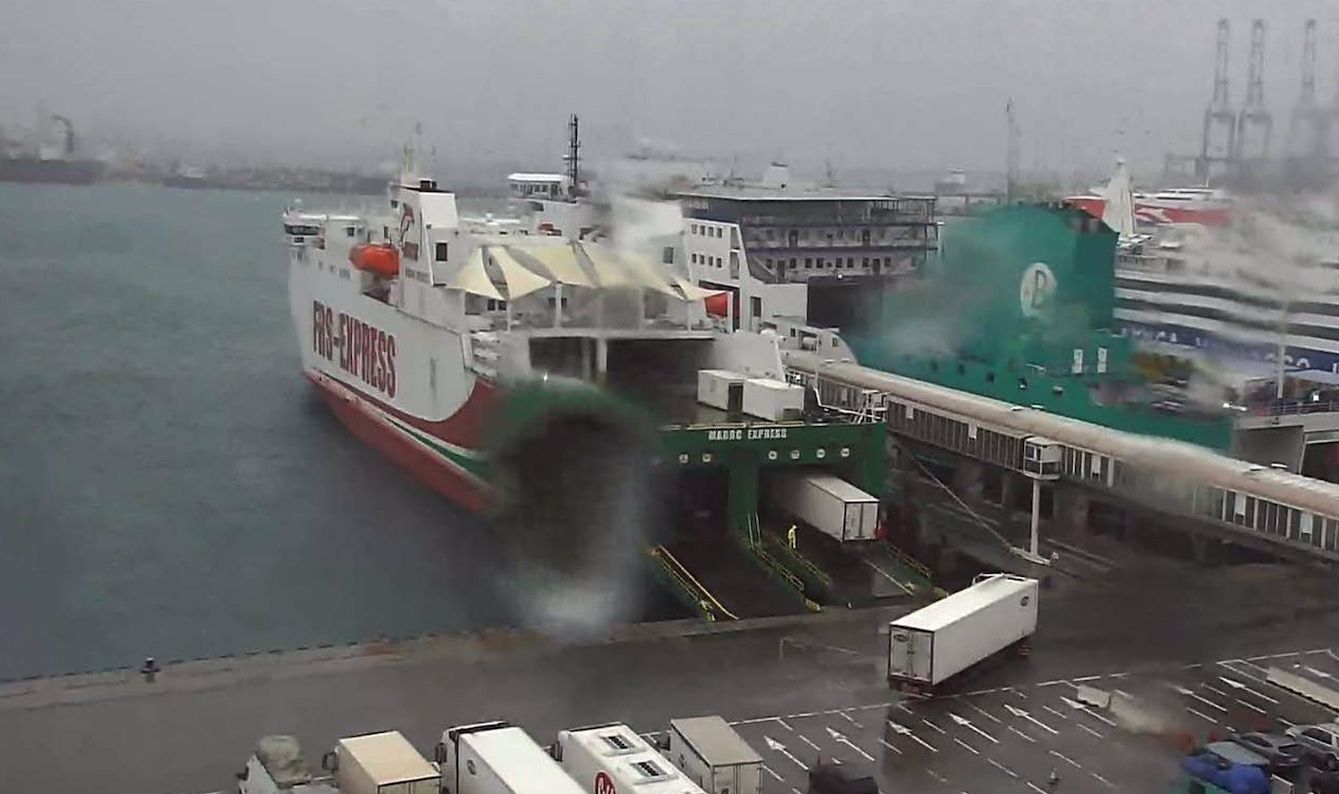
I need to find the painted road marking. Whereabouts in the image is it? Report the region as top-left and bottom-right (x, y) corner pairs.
(988, 758), (1019, 779)
(1092, 771), (1117, 789)
(953, 737), (980, 756)
(1173, 684), (1227, 712)
(1235, 698), (1267, 714)
(928, 769), (947, 783)
(949, 712), (1000, 744)
(1217, 672), (1280, 704)
(1042, 704), (1069, 721)
(1004, 704), (1059, 735)
(888, 720), (939, 753)
(1008, 726), (1037, 743)
(965, 701), (1003, 724)
(1077, 723), (1105, 739)
(776, 718), (794, 732)
(922, 718), (947, 735)
(1303, 665), (1334, 680)
(826, 727), (874, 762)
(1027, 783), (1048, 794)
(839, 711), (863, 728)
(1186, 706), (1219, 724)
(879, 737), (903, 754)
(1202, 683), (1230, 698)
(764, 736), (807, 770)
(798, 734), (821, 753)
(762, 764), (783, 782)
(1113, 688), (1134, 700)
(1050, 750), (1082, 769)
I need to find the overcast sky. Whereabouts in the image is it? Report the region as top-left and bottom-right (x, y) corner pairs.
(3, 0), (1338, 180)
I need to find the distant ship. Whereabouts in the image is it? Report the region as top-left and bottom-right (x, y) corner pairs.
(0, 115), (104, 186)
(163, 165), (210, 189)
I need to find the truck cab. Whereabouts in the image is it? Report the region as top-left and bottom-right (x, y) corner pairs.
(236, 736), (336, 794)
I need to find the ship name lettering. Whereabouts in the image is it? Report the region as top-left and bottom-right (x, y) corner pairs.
(312, 300), (398, 398)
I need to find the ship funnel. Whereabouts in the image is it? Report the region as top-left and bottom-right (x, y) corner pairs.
(487, 378), (657, 637)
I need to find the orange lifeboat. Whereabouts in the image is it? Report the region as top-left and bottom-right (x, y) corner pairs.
(349, 243), (400, 278)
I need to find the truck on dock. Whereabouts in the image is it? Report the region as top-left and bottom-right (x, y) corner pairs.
(665, 716), (762, 794)
(555, 722), (705, 794)
(769, 471), (879, 542)
(435, 721), (585, 794)
(324, 732), (438, 794)
(238, 735), (335, 794)
(886, 572), (1038, 696)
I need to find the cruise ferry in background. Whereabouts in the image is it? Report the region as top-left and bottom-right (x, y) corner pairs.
(1071, 162), (1339, 377)
(1066, 185), (1233, 227)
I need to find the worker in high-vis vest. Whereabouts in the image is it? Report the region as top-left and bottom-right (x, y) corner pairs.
(787, 524), (798, 549)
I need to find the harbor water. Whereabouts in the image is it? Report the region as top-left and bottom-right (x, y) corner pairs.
(0, 183), (683, 681)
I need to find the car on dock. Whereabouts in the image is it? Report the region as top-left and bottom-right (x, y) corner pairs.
(1285, 723), (1339, 770)
(1226, 732), (1305, 774)
(1180, 742), (1270, 794)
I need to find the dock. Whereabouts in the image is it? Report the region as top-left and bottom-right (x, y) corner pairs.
(4, 562), (1338, 794)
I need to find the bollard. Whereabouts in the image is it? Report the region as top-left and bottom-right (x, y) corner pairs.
(140, 657), (160, 683)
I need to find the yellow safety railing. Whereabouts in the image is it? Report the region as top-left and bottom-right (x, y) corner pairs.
(649, 546), (739, 621)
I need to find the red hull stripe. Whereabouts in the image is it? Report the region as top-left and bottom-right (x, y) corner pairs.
(312, 365), (496, 450)
(309, 372), (493, 512)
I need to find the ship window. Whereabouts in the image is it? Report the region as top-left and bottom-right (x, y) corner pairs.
(435, 242), (449, 261)
(345, 226), (357, 238)
(1018, 378), (1029, 391)
(805, 257), (813, 268)
(846, 258), (855, 268)
(986, 371), (995, 383)
(662, 246), (674, 264)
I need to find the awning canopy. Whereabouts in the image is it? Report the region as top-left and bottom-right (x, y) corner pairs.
(516, 244), (593, 287)
(451, 249), (504, 300)
(673, 276), (726, 302)
(487, 246), (552, 299)
(579, 243), (638, 289)
(579, 243), (684, 298)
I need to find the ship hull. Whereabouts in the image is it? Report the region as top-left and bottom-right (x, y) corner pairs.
(0, 158), (104, 185)
(288, 226), (497, 512)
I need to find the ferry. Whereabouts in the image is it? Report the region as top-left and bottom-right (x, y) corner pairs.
(282, 146), (857, 628)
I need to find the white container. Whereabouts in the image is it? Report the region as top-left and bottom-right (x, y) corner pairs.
(556, 722), (705, 794)
(771, 472), (879, 542)
(741, 378), (803, 421)
(665, 716), (762, 794)
(334, 732), (438, 794)
(887, 573), (1038, 695)
(697, 369), (746, 412)
(436, 722), (584, 794)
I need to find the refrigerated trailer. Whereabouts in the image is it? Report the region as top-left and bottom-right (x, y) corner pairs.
(327, 732), (437, 794)
(665, 716), (762, 794)
(435, 721), (585, 794)
(769, 471), (879, 542)
(555, 722), (705, 794)
(886, 573), (1038, 696)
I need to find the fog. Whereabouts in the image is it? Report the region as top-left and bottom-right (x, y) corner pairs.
(3, 0), (1338, 178)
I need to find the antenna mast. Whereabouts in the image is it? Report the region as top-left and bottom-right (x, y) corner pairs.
(564, 114), (582, 198)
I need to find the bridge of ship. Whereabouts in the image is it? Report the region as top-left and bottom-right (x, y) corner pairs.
(786, 357), (1339, 566)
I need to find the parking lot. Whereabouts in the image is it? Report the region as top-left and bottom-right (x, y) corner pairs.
(725, 646), (1339, 794)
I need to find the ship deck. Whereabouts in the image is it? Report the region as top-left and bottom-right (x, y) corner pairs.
(4, 562), (1339, 794)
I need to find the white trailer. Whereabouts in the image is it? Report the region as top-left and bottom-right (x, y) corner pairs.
(770, 471), (879, 542)
(697, 370), (746, 412)
(329, 732), (437, 794)
(741, 378), (803, 421)
(665, 716), (762, 794)
(887, 573), (1038, 697)
(556, 722), (705, 794)
(436, 721), (584, 794)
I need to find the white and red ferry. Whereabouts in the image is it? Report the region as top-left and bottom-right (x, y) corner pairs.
(284, 149), (804, 625)
(1067, 186), (1233, 228)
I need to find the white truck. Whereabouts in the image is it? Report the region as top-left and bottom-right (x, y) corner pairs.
(435, 721), (585, 794)
(325, 732), (438, 794)
(665, 716), (762, 794)
(237, 735), (337, 794)
(886, 573), (1038, 697)
(555, 722), (705, 794)
(770, 471), (879, 542)
(741, 377), (803, 422)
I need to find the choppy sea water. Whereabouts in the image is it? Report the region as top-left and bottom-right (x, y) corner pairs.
(0, 183), (678, 680)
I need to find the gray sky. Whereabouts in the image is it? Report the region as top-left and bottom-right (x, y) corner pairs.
(3, 0), (1338, 179)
